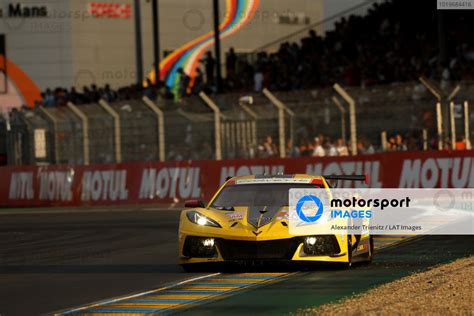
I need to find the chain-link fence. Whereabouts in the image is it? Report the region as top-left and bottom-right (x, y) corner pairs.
(3, 81), (473, 166)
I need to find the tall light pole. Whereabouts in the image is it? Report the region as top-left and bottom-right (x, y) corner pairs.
(152, 0), (160, 87)
(134, 0), (144, 88)
(212, 0), (222, 93)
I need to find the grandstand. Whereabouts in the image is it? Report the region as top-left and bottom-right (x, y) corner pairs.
(0, 0), (473, 166)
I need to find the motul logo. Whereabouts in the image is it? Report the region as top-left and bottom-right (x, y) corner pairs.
(399, 158), (474, 188)
(9, 172), (34, 200)
(139, 167), (201, 200)
(81, 170), (129, 201)
(39, 171), (73, 201)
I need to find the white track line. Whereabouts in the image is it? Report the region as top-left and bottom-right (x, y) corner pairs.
(55, 273), (220, 315)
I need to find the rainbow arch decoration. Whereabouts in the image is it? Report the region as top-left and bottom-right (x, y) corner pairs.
(147, 0), (260, 89)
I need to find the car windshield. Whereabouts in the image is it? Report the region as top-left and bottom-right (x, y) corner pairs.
(211, 183), (322, 209)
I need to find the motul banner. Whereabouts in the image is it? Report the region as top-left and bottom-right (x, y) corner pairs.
(1, 150), (473, 207)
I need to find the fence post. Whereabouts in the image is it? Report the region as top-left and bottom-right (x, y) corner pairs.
(465, 101), (471, 150)
(38, 107), (59, 164)
(142, 96), (165, 162)
(199, 92), (222, 160)
(333, 84), (357, 155)
(436, 102), (443, 150)
(67, 102), (90, 165)
(419, 77), (461, 150)
(449, 101), (456, 150)
(263, 88), (295, 158)
(381, 131), (388, 151)
(240, 103), (259, 148)
(99, 99), (122, 163)
(422, 129), (428, 151)
(331, 96), (347, 144)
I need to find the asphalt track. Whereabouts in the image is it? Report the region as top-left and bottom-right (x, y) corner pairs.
(0, 210), (472, 316)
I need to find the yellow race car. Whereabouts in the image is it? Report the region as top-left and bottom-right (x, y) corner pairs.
(178, 174), (373, 270)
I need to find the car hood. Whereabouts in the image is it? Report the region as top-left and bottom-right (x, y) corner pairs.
(211, 205), (288, 229)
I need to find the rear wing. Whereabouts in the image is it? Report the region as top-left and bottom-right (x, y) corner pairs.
(323, 175), (369, 187)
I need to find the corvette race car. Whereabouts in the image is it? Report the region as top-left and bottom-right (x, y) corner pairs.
(178, 174), (373, 270)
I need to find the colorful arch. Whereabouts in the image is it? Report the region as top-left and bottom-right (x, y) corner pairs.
(147, 0), (260, 89)
(0, 55), (42, 110)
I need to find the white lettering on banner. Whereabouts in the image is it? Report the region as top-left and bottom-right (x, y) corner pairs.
(139, 168), (201, 200)
(219, 165), (285, 184)
(9, 172), (34, 200)
(38, 172), (72, 201)
(399, 157), (473, 188)
(81, 170), (128, 201)
(305, 161), (382, 188)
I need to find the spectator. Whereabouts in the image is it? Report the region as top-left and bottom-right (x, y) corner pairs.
(254, 67), (264, 92)
(143, 79), (157, 100)
(336, 138), (349, 156)
(203, 51), (215, 86)
(68, 87), (81, 104)
(192, 68), (204, 95)
(394, 134), (407, 151)
(325, 139), (338, 156)
(90, 84), (100, 102)
(177, 68), (190, 99)
(261, 135), (278, 157)
(312, 137), (325, 157)
(106, 84), (118, 102)
(286, 139), (300, 157)
(43, 88), (55, 107)
(226, 47), (237, 76)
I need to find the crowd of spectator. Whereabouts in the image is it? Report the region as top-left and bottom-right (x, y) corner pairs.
(38, 0), (474, 106)
(164, 130), (467, 162)
(38, 80), (177, 108)
(223, 0), (474, 92)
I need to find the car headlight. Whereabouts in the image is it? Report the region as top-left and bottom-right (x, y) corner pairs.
(186, 211), (221, 228)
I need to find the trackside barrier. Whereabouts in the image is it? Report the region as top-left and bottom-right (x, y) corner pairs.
(1, 150), (473, 208)
(263, 88), (295, 158)
(333, 84), (357, 155)
(142, 96), (165, 162)
(99, 99), (122, 163)
(67, 102), (90, 165)
(450, 101), (456, 150)
(199, 92), (222, 161)
(419, 77), (464, 150)
(331, 96), (347, 144)
(38, 107), (59, 164)
(465, 101), (471, 150)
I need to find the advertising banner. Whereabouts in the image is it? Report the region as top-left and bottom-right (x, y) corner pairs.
(0, 150), (473, 207)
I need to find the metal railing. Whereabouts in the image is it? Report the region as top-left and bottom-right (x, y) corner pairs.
(3, 81), (473, 166)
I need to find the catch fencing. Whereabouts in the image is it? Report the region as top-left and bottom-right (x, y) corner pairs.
(2, 81), (473, 166)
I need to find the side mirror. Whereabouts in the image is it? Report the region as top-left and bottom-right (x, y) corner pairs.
(184, 200), (205, 208)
